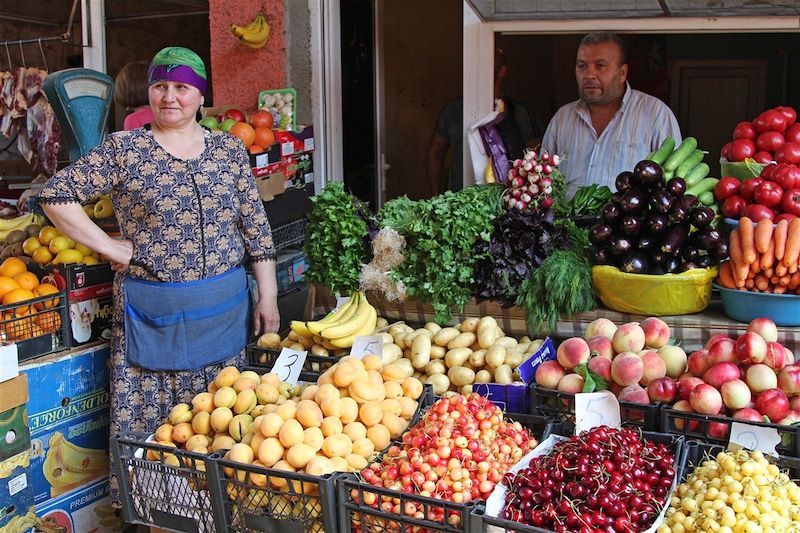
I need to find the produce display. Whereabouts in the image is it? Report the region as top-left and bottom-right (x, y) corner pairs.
(666, 317), (800, 436)
(534, 317), (687, 407)
(716, 217), (800, 293)
(0, 255), (62, 342)
(503, 148), (564, 212)
(199, 107), (276, 154)
(19, 223), (106, 266)
(648, 136), (718, 208)
(356, 394), (538, 511)
(660, 449), (800, 533)
(716, 162), (800, 222)
(258, 88), (296, 131)
(721, 105), (799, 164)
(500, 426), (677, 532)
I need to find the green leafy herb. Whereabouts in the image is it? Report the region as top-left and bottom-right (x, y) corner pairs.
(304, 182), (370, 295)
(574, 362), (609, 393)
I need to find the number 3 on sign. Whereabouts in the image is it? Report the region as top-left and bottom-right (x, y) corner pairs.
(269, 347), (308, 385)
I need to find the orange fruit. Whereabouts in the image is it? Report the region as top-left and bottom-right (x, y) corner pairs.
(13, 271), (39, 291)
(34, 310), (61, 333)
(249, 109), (273, 129)
(33, 283), (60, 310)
(229, 122), (256, 148)
(0, 257), (27, 278)
(0, 276), (20, 300)
(254, 127), (275, 148)
(4, 316), (32, 341)
(247, 144), (264, 154)
(3, 288), (35, 316)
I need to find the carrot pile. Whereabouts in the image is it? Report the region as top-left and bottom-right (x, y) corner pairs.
(717, 216), (800, 294)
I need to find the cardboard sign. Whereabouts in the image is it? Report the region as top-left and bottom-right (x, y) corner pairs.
(574, 391), (621, 434)
(269, 348), (308, 385)
(349, 335), (384, 359)
(516, 338), (556, 384)
(727, 421), (781, 457)
(0, 343), (19, 385)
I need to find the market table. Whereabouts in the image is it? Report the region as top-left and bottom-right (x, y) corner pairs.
(306, 284), (800, 352)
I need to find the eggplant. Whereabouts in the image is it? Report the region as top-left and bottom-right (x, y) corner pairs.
(651, 251), (665, 264)
(610, 235), (633, 256)
(682, 246), (702, 262)
(660, 225), (689, 255)
(710, 241), (729, 261)
(636, 235), (655, 251)
(676, 195), (699, 210)
(681, 261), (700, 271)
(666, 177), (687, 197)
(696, 227), (722, 250)
(621, 190), (645, 213)
(620, 215), (644, 237)
(647, 213), (669, 235)
(689, 206), (715, 228)
(601, 202), (622, 225)
(668, 205), (689, 224)
(697, 254), (712, 268)
(621, 252), (650, 274)
(633, 160), (663, 187)
(593, 246), (613, 266)
(648, 263), (666, 275)
(588, 224), (614, 246)
(615, 171), (635, 193)
(649, 189), (673, 214)
(662, 256), (681, 274)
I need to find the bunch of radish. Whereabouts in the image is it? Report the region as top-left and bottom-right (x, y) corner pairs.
(504, 148), (560, 212)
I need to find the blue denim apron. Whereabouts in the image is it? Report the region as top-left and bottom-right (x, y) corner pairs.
(123, 266), (251, 371)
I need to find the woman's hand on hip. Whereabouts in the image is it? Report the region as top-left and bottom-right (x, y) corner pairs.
(107, 239), (134, 273)
(253, 295), (280, 336)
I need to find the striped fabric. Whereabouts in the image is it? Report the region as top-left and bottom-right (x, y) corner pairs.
(542, 83), (682, 196)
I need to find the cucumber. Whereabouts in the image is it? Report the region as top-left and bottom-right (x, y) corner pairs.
(698, 191), (715, 206)
(684, 163), (710, 186)
(663, 137), (698, 172)
(674, 149), (704, 179)
(648, 136), (676, 166)
(686, 177), (719, 197)
(663, 169), (674, 181)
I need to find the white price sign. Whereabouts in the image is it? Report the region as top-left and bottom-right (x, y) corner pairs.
(269, 347), (308, 385)
(574, 391), (621, 434)
(335, 295), (352, 310)
(349, 335), (384, 359)
(727, 421), (781, 457)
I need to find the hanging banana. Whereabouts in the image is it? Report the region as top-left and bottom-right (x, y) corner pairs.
(230, 12), (270, 49)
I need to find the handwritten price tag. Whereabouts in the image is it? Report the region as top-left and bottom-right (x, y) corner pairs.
(269, 347), (308, 385)
(727, 421), (781, 457)
(516, 338), (556, 384)
(350, 335), (384, 359)
(574, 391), (621, 435)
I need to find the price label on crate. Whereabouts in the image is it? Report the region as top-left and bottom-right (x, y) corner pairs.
(0, 343), (19, 382)
(269, 347), (307, 385)
(516, 338), (556, 384)
(350, 335), (383, 359)
(727, 421), (781, 457)
(575, 391), (621, 434)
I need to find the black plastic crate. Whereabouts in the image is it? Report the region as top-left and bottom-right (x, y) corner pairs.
(246, 343), (339, 382)
(272, 217), (308, 250)
(2, 289), (69, 362)
(529, 383), (663, 431)
(472, 430), (688, 533)
(111, 432), (226, 533)
(661, 406), (800, 457)
(684, 441), (800, 480)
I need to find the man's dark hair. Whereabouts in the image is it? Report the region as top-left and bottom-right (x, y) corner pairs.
(579, 32), (627, 65)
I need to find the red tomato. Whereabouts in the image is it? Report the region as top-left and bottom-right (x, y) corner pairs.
(770, 163), (800, 190)
(753, 151), (774, 163)
(754, 181), (784, 208)
(732, 121), (757, 140)
(776, 213), (797, 224)
(728, 138), (756, 162)
(722, 195), (748, 218)
(746, 203), (775, 222)
(781, 188), (800, 216)
(775, 106), (797, 126)
(714, 176), (741, 200)
(775, 142), (800, 164)
(754, 109), (788, 133)
(720, 142), (732, 159)
(786, 123), (800, 144)
(755, 131), (785, 153)
(740, 177), (764, 201)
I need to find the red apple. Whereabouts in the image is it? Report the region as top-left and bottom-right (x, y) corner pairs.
(733, 407), (764, 423)
(703, 362), (741, 389)
(708, 338), (737, 365)
(777, 365), (800, 396)
(690, 384), (724, 415)
(747, 317), (779, 343)
(755, 388), (790, 421)
(764, 342), (788, 371)
(708, 420), (731, 440)
(677, 376), (705, 401)
(687, 349), (711, 377)
(223, 108), (246, 123)
(735, 332), (768, 364)
(647, 377), (678, 403)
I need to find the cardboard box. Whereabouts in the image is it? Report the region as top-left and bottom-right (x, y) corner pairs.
(0, 450), (36, 533)
(0, 373), (27, 413)
(35, 477), (121, 533)
(22, 345), (110, 504)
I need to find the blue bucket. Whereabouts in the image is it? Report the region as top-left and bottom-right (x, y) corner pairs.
(716, 284), (800, 326)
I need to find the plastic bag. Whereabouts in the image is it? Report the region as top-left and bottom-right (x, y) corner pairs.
(592, 265), (718, 316)
(467, 108), (509, 184)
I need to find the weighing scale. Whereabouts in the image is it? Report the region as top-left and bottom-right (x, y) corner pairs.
(43, 68), (114, 161)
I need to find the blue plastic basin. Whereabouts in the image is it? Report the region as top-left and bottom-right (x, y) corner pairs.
(716, 284), (800, 326)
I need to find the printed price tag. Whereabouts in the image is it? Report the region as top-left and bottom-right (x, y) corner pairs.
(281, 141), (295, 156)
(254, 153), (269, 167)
(516, 338), (556, 384)
(0, 343), (19, 383)
(727, 421), (781, 457)
(303, 138), (315, 152)
(269, 347), (308, 385)
(8, 472), (28, 496)
(574, 391), (621, 435)
(350, 335), (384, 359)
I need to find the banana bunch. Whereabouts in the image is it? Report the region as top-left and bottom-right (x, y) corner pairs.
(42, 432), (108, 497)
(230, 12), (270, 49)
(290, 291), (378, 349)
(0, 212), (43, 242)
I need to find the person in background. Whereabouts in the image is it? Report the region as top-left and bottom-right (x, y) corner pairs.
(114, 61), (155, 130)
(427, 49), (543, 194)
(541, 32), (682, 196)
(38, 46), (279, 509)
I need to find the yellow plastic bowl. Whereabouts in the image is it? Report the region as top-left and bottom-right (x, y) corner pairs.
(592, 265), (718, 316)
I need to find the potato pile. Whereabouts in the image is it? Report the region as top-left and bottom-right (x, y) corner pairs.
(385, 316), (545, 395)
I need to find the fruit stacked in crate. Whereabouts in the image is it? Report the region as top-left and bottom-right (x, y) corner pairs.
(0, 256), (62, 343)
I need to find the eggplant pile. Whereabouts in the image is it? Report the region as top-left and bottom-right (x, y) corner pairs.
(588, 159), (728, 274)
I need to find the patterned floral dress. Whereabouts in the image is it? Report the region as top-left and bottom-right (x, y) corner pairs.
(38, 127), (276, 504)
